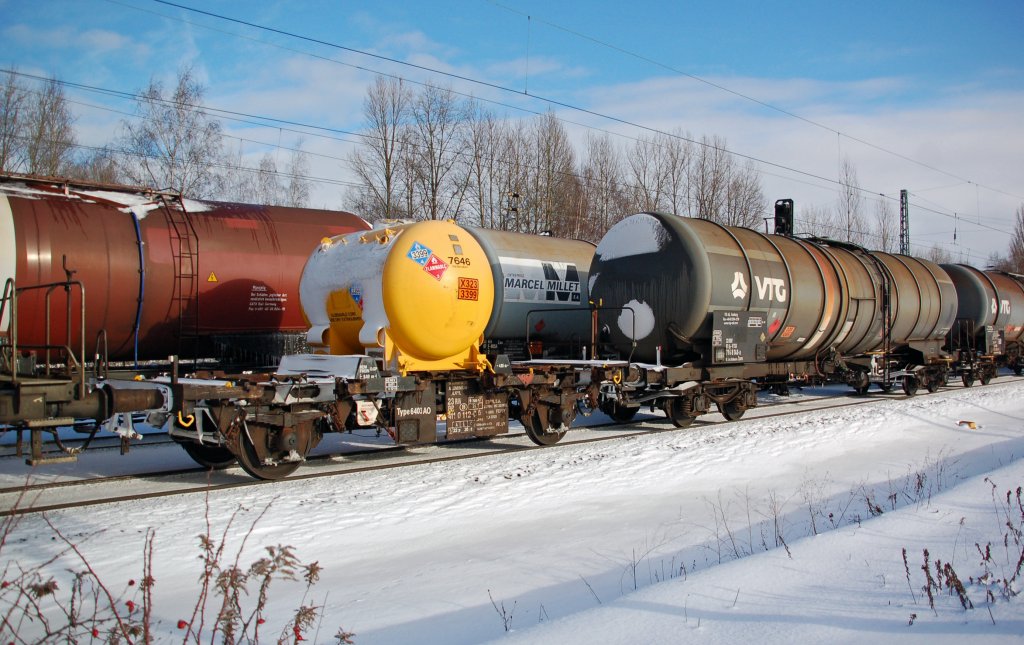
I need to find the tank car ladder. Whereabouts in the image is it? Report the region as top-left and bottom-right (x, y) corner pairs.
(162, 196), (201, 360)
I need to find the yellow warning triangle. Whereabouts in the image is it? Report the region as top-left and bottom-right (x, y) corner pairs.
(207, 272), (218, 282)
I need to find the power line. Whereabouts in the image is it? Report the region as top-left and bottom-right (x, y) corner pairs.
(487, 1), (1024, 204)
(4, 4), (1013, 260)
(139, 0), (1024, 246)
(3, 68), (1006, 260)
(140, 1), (912, 202)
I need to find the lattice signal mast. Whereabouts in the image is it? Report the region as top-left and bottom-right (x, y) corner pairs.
(899, 189), (910, 255)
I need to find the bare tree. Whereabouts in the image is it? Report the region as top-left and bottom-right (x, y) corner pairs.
(837, 157), (867, 245)
(221, 140), (312, 207)
(923, 243), (953, 264)
(0, 70), (28, 172)
(68, 147), (120, 184)
(408, 84), (470, 220)
(661, 129), (694, 216)
(690, 135), (729, 220)
(987, 251), (1013, 271)
(283, 144), (312, 207)
(872, 197), (898, 252)
(464, 101), (508, 228)
(524, 111), (578, 236)
(1008, 204), (1024, 273)
(252, 153), (282, 205)
(116, 66), (225, 197)
(220, 140), (253, 202)
(348, 76), (412, 219)
(0, 71), (78, 176)
(721, 159), (764, 228)
(624, 134), (667, 212)
(495, 122), (532, 231)
(579, 131), (626, 240)
(23, 77), (77, 176)
(800, 203), (839, 239)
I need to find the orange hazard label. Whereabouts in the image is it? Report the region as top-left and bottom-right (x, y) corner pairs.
(207, 272), (218, 282)
(457, 277), (479, 300)
(780, 325), (795, 339)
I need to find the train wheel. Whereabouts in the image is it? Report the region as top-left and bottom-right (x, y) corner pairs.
(521, 405), (569, 446)
(961, 372), (974, 387)
(601, 400), (638, 423)
(852, 372), (870, 396)
(925, 376), (940, 393)
(980, 370), (993, 386)
(235, 421), (319, 480)
(180, 442), (237, 470)
(664, 398), (695, 429)
(902, 376), (919, 396)
(718, 400), (746, 421)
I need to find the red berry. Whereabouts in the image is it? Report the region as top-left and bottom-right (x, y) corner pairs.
(128, 579), (136, 586)
(91, 628), (99, 637)
(257, 618), (266, 625)
(126, 600), (136, 612)
(177, 620), (188, 629)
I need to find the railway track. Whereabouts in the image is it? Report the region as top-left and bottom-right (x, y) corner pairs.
(0, 382), (960, 517)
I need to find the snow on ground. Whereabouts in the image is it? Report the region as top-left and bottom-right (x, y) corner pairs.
(2, 380), (1024, 643)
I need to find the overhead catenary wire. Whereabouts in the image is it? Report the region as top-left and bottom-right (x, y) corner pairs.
(128, 0), (1023, 259)
(6, 2), (1018, 259)
(143, 0), (1024, 205)
(487, 0), (1024, 204)
(1, 67), (1008, 261)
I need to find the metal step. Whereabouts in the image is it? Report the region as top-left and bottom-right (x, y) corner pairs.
(25, 417), (74, 428)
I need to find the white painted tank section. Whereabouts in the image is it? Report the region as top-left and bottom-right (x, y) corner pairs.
(0, 195), (15, 332)
(299, 234), (392, 349)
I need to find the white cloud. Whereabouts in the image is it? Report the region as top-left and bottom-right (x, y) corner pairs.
(3, 23), (149, 59)
(569, 72), (1023, 260)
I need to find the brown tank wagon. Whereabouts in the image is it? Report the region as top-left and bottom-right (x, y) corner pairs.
(0, 173), (370, 367)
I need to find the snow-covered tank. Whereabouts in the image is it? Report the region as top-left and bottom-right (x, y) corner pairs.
(300, 220), (594, 372)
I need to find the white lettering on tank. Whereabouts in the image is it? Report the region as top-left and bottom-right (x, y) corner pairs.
(754, 276), (787, 302)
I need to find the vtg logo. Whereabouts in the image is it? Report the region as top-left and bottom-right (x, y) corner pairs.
(731, 272), (748, 299)
(755, 276), (787, 303)
(731, 272), (787, 302)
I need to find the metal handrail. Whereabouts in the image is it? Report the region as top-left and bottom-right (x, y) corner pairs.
(3, 278), (87, 398)
(94, 329), (109, 381)
(0, 278), (15, 380)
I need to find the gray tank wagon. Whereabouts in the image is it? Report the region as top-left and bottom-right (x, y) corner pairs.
(589, 210), (961, 425)
(941, 263), (1024, 377)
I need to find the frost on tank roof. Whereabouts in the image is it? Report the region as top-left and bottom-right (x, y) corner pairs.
(595, 212), (669, 261)
(0, 179), (216, 217)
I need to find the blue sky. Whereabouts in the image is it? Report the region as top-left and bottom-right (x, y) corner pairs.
(1, 0), (1022, 262)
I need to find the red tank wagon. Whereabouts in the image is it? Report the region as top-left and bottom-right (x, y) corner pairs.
(0, 173), (370, 366)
